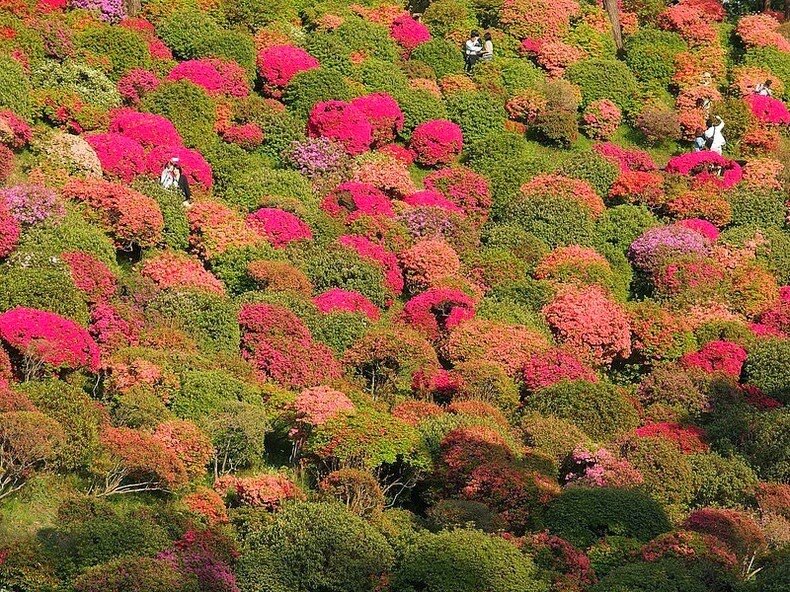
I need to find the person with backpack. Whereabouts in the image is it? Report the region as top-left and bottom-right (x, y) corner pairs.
(464, 30), (482, 73)
(703, 115), (726, 155)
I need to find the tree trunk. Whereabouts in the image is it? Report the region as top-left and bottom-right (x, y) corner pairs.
(603, 0), (623, 52)
(124, 0), (141, 17)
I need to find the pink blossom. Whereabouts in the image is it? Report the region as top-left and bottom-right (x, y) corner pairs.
(0, 199), (20, 258)
(245, 208), (313, 247)
(680, 340), (747, 377)
(109, 108), (182, 149)
(401, 287), (476, 340)
(675, 218), (719, 241)
(744, 94), (790, 126)
(167, 59), (250, 97)
(313, 288), (380, 320)
(521, 348), (598, 391)
(85, 132), (146, 182)
(350, 93), (404, 146)
(338, 234), (403, 294)
(116, 69), (160, 105)
(307, 101), (373, 155)
(390, 14), (431, 54)
(665, 152), (743, 189)
(257, 45), (319, 90)
(145, 145), (213, 189)
(321, 181), (394, 220)
(409, 119), (463, 166)
(403, 190), (464, 214)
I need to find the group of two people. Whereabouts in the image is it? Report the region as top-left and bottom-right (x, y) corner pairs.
(464, 30), (493, 72)
(160, 157), (191, 204)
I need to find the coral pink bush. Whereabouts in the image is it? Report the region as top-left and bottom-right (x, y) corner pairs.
(350, 93), (404, 146)
(338, 234), (403, 294)
(423, 166), (492, 225)
(665, 151), (743, 190)
(352, 153), (416, 198)
(117, 68), (160, 105)
(222, 123), (264, 150)
(0, 307), (101, 372)
(403, 190), (463, 214)
(595, 142), (656, 172)
(187, 200), (261, 259)
(744, 94), (790, 126)
(680, 340), (747, 377)
(399, 239), (461, 292)
(401, 287), (476, 340)
(609, 170), (665, 207)
(521, 348), (598, 391)
(500, 0), (580, 40)
(759, 286), (790, 335)
(742, 158), (783, 190)
(521, 174), (605, 218)
(290, 385), (355, 440)
(141, 251), (225, 294)
(152, 419), (212, 480)
(109, 108), (182, 149)
(378, 143), (414, 164)
(409, 119), (463, 166)
(543, 286), (632, 365)
(61, 251), (118, 304)
(635, 422), (708, 453)
(321, 182), (394, 221)
(313, 288), (380, 320)
(537, 40), (586, 77)
(62, 178), (164, 249)
(736, 13), (790, 52)
(658, 4), (717, 46)
(0, 199), (20, 258)
(167, 59), (250, 97)
(390, 14), (430, 54)
(245, 208), (312, 247)
(581, 99), (622, 140)
(257, 45), (319, 92)
(307, 101), (373, 155)
(0, 109), (32, 149)
(89, 303), (140, 350)
(215, 473), (304, 510)
(145, 145), (213, 189)
(0, 144), (14, 183)
(85, 132), (146, 182)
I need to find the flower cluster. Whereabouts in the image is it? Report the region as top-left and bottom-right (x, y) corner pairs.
(424, 166), (492, 225)
(285, 137), (350, 179)
(350, 93), (404, 146)
(409, 119), (463, 166)
(609, 171), (665, 207)
(352, 152), (416, 198)
(85, 132), (146, 182)
(401, 287), (476, 340)
(680, 340), (747, 377)
(0, 185), (64, 226)
(537, 41), (586, 77)
(744, 94), (790, 126)
(742, 158), (783, 190)
(290, 385), (355, 440)
(245, 208), (313, 247)
(167, 59), (250, 97)
(222, 123), (264, 150)
(109, 108), (183, 149)
(629, 225), (710, 273)
(635, 422), (709, 453)
(187, 200), (261, 259)
(70, 0), (125, 23)
(581, 100), (622, 140)
(676, 218), (720, 241)
(521, 348), (598, 391)
(61, 251), (118, 304)
(0, 199), (20, 258)
(308, 101), (373, 155)
(399, 239), (461, 292)
(389, 14), (431, 54)
(140, 251), (225, 294)
(117, 69), (160, 105)
(0, 109), (32, 149)
(257, 45), (319, 92)
(338, 234), (403, 294)
(313, 288), (380, 320)
(564, 446), (644, 488)
(665, 150), (743, 190)
(736, 13), (790, 52)
(521, 174), (604, 218)
(215, 473), (304, 510)
(321, 182), (394, 221)
(595, 142), (656, 172)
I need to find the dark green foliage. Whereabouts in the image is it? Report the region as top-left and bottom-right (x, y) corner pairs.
(0, 54), (32, 117)
(32, 60), (120, 110)
(0, 262), (89, 325)
(625, 29), (687, 87)
(743, 338), (790, 403)
(411, 39), (465, 78)
(727, 187), (786, 229)
(198, 29), (257, 78)
(171, 369), (261, 420)
(620, 437), (695, 512)
(558, 150), (620, 196)
(589, 557), (735, 592)
(353, 58), (410, 94)
(220, 0), (297, 31)
(540, 487), (671, 548)
(393, 529), (546, 592)
(495, 193), (596, 249)
(237, 502), (394, 592)
(284, 68), (353, 117)
(566, 58), (642, 116)
(302, 246), (390, 307)
(445, 90), (506, 144)
(156, 8), (220, 60)
(426, 499), (505, 533)
(392, 88), (449, 139)
(142, 80), (216, 149)
(76, 25), (151, 81)
(525, 380), (640, 441)
(312, 311), (371, 355)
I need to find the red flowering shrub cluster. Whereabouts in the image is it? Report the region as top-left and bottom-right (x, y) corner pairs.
(257, 45), (319, 94)
(390, 14), (430, 55)
(338, 234), (403, 294)
(520, 174), (604, 218)
(308, 101), (374, 155)
(0, 109), (32, 149)
(744, 94), (790, 126)
(521, 348), (598, 391)
(109, 108), (182, 149)
(581, 99), (621, 140)
(61, 251), (117, 304)
(399, 239), (461, 292)
(665, 151), (743, 190)
(245, 208), (312, 247)
(423, 166), (492, 226)
(0, 199), (20, 258)
(117, 68), (160, 105)
(215, 473), (304, 509)
(635, 422), (709, 453)
(140, 251), (225, 294)
(222, 123), (264, 150)
(680, 340), (747, 377)
(187, 200), (261, 259)
(152, 419), (213, 480)
(409, 119), (463, 166)
(313, 288), (380, 320)
(85, 132), (146, 182)
(736, 14), (790, 52)
(321, 182), (394, 221)
(167, 59), (250, 97)
(350, 93), (404, 146)
(401, 287), (476, 340)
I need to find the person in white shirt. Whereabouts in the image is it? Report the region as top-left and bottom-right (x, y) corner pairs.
(754, 80), (773, 96)
(464, 30), (482, 73)
(481, 32), (493, 62)
(704, 116), (726, 155)
(160, 157), (178, 190)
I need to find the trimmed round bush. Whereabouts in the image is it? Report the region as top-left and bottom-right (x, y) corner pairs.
(142, 80), (216, 148)
(744, 338), (790, 403)
(0, 55), (32, 118)
(76, 24), (152, 81)
(156, 8), (220, 60)
(284, 68), (353, 117)
(539, 487), (672, 548)
(393, 529), (545, 592)
(392, 88), (448, 140)
(445, 91), (506, 145)
(566, 58), (642, 116)
(595, 205), (660, 253)
(171, 369), (261, 420)
(73, 557), (193, 592)
(727, 187), (786, 229)
(496, 192), (595, 249)
(411, 39), (465, 78)
(303, 245), (390, 307)
(558, 150), (620, 197)
(625, 28), (687, 88)
(590, 557), (736, 592)
(0, 264), (89, 325)
(32, 61), (121, 111)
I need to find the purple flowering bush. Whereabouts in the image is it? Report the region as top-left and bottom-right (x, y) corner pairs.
(628, 225), (710, 273)
(0, 185), (65, 226)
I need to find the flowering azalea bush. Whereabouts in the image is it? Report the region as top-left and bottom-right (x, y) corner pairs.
(109, 108), (182, 149)
(167, 59), (250, 98)
(308, 101), (373, 155)
(390, 14), (430, 55)
(61, 251), (118, 304)
(0, 199), (21, 258)
(85, 132), (146, 182)
(401, 287), (476, 340)
(581, 99), (622, 140)
(521, 348), (598, 391)
(634, 422), (709, 453)
(141, 251), (225, 294)
(680, 340), (747, 377)
(744, 94), (790, 125)
(409, 119), (463, 166)
(257, 45), (319, 94)
(117, 68), (160, 105)
(665, 152), (743, 190)
(1, 185), (64, 226)
(313, 288), (380, 320)
(245, 208), (312, 247)
(350, 93), (404, 146)
(321, 182), (394, 221)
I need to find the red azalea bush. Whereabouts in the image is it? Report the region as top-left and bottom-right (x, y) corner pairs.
(62, 178), (164, 248)
(337, 234), (403, 294)
(595, 142), (656, 172)
(85, 132), (146, 182)
(0, 109), (32, 149)
(145, 145), (213, 189)
(534, 245), (614, 289)
(658, 4), (717, 46)
(521, 348), (598, 391)
(581, 99), (621, 140)
(109, 108), (182, 149)
(536, 41), (586, 77)
(401, 287), (476, 340)
(665, 188), (732, 227)
(675, 218), (720, 242)
(238, 303), (341, 388)
(409, 119), (463, 166)
(152, 419), (213, 480)
(634, 422), (709, 453)
(313, 288), (380, 320)
(290, 385), (355, 440)
(684, 508), (767, 559)
(520, 174), (605, 218)
(543, 286), (632, 365)
(352, 153), (416, 198)
(321, 182), (394, 221)
(665, 152), (743, 190)
(257, 45), (319, 93)
(680, 340), (747, 377)
(744, 94), (790, 126)
(403, 190), (463, 214)
(609, 170), (665, 207)
(61, 251), (118, 304)
(0, 199), (20, 258)
(399, 239), (461, 292)
(222, 123), (264, 150)
(0, 144), (13, 184)
(759, 286), (790, 335)
(167, 59), (250, 97)
(390, 14), (430, 54)
(0, 307), (101, 372)
(307, 101), (373, 155)
(500, 0), (580, 40)
(350, 93), (404, 146)
(740, 125), (780, 156)
(245, 208), (313, 247)
(742, 158), (783, 190)
(140, 251), (225, 294)
(117, 68), (160, 105)
(423, 166), (492, 226)
(183, 487), (228, 524)
(89, 303), (140, 350)
(215, 473), (304, 510)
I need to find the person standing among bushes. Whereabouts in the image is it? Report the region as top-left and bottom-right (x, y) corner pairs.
(693, 128), (706, 152)
(704, 115), (726, 155)
(481, 32), (494, 62)
(160, 157), (178, 190)
(173, 162), (191, 205)
(754, 79), (773, 96)
(464, 30), (482, 73)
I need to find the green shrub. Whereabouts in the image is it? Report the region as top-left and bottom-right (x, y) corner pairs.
(742, 550), (790, 592)
(19, 380), (104, 470)
(533, 108), (579, 147)
(132, 178), (190, 251)
(520, 413), (593, 464)
(726, 187), (786, 229)
(595, 205), (660, 253)
(236, 96), (307, 162)
(352, 58), (409, 94)
(32, 60), (120, 110)
(334, 17), (400, 63)
(688, 452), (758, 508)
(481, 224), (550, 269)
(197, 29), (257, 78)
(567, 22), (617, 60)
(0, 263), (89, 325)
(312, 311), (371, 355)
(171, 369), (261, 420)
(744, 47), (790, 90)
(496, 58), (545, 95)
(147, 289), (240, 354)
(224, 168), (313, 212)
(539, 487), (671, 548)
(73, 557), (194, 592)
(718, 226), (790, 284)
(422, 0), (476, 38)
(625, 28), (687, 87)
(219, 0), (297, 31)
(0, 54), (32, 117)
(284, 68), (353, 117)
(392, 88), (448, 140)
(156, 8), (220, 60)
(237, 502), (394, 592)
(411, 39), (465, 79)
(76, 25), (151, 81)
(445, 90), (506, 144)
(558, 149), (620, 196)
(566, 58), (642, 116)
(525, 380), (640, 441)
(743, 338), (790, 403)
(208, 244), (280, 295)
(305, 32), (354, 77)
(590, 557), (735, 592)
(710, 98), (751, 144)
(393, 529), (545, 592)
(495, 193), (596, 248)
(142, 80), (216, 149)
(302, 245), (389, 307)
(426, 499), (505, 533)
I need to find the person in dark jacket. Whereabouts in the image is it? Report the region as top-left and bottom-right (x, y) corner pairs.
(174, 163), (191, 205)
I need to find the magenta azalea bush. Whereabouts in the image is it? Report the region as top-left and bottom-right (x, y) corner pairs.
(257, 45), (320, 92)
(85, 132), (146, 182)
(409, 119), (463, 166)
(246, 208), (313, 247)
(167, 59), (250, 97)
(307, 101), (373, 155)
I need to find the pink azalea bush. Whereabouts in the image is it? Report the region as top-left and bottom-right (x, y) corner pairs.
(140, 251), (225, 294)
(61, 251), (118, 304)
(635, 422), (709, 453)
(222, 123), (264, 150)
(0, 199), (21, 258)
(736, 13), (790, 52)
(0, 307), (101, 372)
(744, 94), (790, 126)
(629, 225), (710, 272)
(564, 446), (644, 488)
(167, 59), (250, 97)
(403, 190), (463, 214)
(409, 119), (463, 166)
(350, 93), (404, 146)
(665, 152), (743, 190)
(109, 108), (182, 149)
(401, 287), (476, 340)
(245, 208), (313, 247)
(145, 145), (213, 189)
(595, 142), (656, 172)
(307, 101), (373, 155)
(257, 45), (319, 93)
(542, 286), (632, 365)
(117, 69), (160, 105)
(0, 185), (64, 226)
(337, 234), (403, 294)
(423, 166), (492, 225)
(289, 385), (355, 440)
(675, 219), (719, 242)
(0, 109), (32, 149)
(680, 340), (747, 377)
(85, 132), (146, 182)
(390, 14), (430, 54)
(521, 348), (598, 391)
(321, 182), (394, 221)
(581, 99), (622, 140)
(313, 288), (380, 320)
